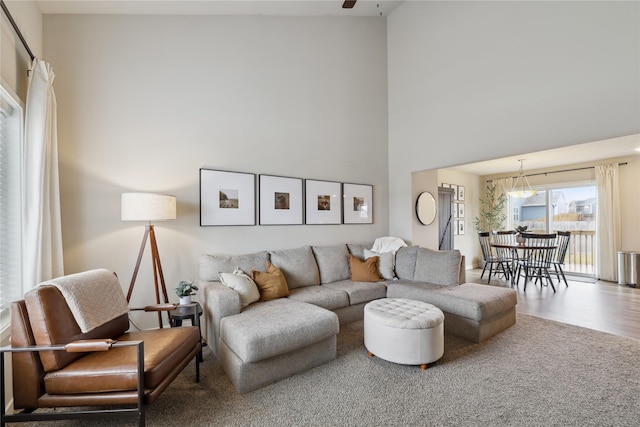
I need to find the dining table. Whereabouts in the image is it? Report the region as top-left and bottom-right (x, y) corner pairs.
(490, 241), (558, 286)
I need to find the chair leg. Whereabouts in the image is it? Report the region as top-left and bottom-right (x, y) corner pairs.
(480, 263), (488, 279)
(558, 265), (568, 287)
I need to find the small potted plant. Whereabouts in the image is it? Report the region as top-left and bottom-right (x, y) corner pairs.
(515, 225), (528, 245)
(175, 280), (198, 305)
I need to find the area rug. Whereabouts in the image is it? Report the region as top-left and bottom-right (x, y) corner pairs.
(18, 314), (640, 426)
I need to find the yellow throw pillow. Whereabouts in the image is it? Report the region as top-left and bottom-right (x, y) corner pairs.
(252, 261), (290, 301)
(348, 254), (381, 282)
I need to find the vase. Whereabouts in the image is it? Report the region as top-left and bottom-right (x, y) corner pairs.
(179, 295), (192, 305)
(516, 234), (525, 245)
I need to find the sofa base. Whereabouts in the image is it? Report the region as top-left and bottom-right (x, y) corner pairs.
(443, 306), (516, 343)
(220, 335), (336, 394)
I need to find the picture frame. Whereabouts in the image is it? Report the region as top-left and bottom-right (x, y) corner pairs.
(458, 219), (465, 235)
(305, 179), (342, 224)
(259, 174), (303, 225)
(442, 183), (451, 189)
(457, 202), (465, 218)
(342, 183), (373, 224)
(452, 184), (459, 200)
(458, 185), (466, 201)
(454, 219), (459, 235)
(200, 168), (256, 226)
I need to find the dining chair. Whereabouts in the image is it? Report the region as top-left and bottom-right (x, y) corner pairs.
(516, 232), (558, 292)
(492, 230), (517, 279)
(478, 232), (510, 283)
(550, 231), (571, 287)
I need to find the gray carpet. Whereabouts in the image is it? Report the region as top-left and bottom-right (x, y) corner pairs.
(17, 314), (640, 426)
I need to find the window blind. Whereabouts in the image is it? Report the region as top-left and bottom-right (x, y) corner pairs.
(0, 85), (23, 324)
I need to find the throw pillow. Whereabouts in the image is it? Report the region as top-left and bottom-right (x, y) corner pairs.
(364, 249), (396, 280)
(252, 261), (290, 301)
(219, 268), (260, 309)
(348, 254), (381, 282)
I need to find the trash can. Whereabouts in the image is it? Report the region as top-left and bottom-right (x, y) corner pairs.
(618, 251), (639, 287)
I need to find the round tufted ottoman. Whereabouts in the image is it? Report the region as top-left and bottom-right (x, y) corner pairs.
(364, 298), (444, 370)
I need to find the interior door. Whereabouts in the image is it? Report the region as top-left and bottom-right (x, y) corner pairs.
(438, 187), (455, 250)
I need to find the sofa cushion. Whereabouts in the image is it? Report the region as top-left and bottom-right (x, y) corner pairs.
(199, 251), (269, 281)
(348, 254), (381, 282)
(220, 299), (339, 363)
(288, 286), (349, 310)
(269, 246), (320, 289)
(324, 280), (387, 306)
(219, 269), (260, 308)
(394, 246), (418, 280)
(252, 261), (290, 301)
(312, 244), (350, 284)
(414, 248), (461, 286)
(364, 249), (395, 280)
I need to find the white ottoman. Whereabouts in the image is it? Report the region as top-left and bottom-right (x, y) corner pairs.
(364, 298), (444, 370)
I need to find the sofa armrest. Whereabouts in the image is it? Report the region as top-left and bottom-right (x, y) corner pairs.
(199, 280), (241, 359)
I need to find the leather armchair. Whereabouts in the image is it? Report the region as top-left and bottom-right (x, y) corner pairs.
(0, 270), (201, 427)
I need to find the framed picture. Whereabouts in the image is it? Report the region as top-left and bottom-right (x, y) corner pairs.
(343, 183), (373, 224)
(452, 185), (459, 200)
(452, 201), (458, 218)
(458, 219), (465, 235)
(305, 179), (342, 224)
(454, 219), (459, 235)
(442, 183), (451, 189)
(259, 175), (303, 225)
(458, 185), (465, 201)
(457, 202), (465, 218)
(200, 169), (256, 226)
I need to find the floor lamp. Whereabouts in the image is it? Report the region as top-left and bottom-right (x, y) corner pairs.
(121, 192), (176, 328)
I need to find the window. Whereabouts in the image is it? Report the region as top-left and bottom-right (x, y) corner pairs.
(0, 83), (23, 327)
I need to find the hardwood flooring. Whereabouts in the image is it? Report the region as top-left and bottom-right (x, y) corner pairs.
(465, 268), (640, 341)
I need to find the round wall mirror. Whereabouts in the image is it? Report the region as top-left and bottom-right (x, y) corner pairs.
(416, 191), (436, 225)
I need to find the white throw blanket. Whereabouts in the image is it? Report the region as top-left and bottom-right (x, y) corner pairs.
(45, 268), (130, 333)
(371, 236), (408, 254)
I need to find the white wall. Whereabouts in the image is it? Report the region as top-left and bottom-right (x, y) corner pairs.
(1, 0), (42, 99)
(388, 1), (640, 244)
(44, 15), (389, 320)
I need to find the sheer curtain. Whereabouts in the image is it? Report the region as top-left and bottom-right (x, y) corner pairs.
(595, 163), (620, 281)
(493, 177), (514, 228)
(23, 58), (64, 291)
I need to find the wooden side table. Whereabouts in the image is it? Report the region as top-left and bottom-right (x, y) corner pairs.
(169, 302), (205, 361)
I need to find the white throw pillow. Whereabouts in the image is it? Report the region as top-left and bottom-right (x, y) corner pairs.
(364, 249), (396, 280)
(219, 269), (260, 308)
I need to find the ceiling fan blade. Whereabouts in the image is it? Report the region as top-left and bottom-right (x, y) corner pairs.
(342, 0), (357, 9)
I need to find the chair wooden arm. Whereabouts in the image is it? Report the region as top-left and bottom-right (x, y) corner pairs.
(0, 340), (142, 354)
(64, 339), (116, 352)
(130, 303), (178, 312)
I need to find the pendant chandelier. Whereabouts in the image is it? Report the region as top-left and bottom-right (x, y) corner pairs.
(508, 159), (538, 198)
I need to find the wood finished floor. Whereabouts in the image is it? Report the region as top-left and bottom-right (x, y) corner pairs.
(466, 268), (640, 341)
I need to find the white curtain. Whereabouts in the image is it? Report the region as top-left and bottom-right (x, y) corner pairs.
(493, 177), (514, 228)
(595, 163), (620, 281)
(23, 58), (64, 291)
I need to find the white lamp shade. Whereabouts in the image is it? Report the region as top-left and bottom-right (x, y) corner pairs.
(121, 193), (176, 221)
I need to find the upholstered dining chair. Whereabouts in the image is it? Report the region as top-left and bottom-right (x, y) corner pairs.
(478, 232), (510, 284)
(516, 233), (558, 292)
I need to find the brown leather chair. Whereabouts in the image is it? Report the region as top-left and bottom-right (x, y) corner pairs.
(0, 269), (201, 426)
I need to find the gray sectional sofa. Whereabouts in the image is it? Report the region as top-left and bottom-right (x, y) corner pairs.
(198, 243), (517, 393)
